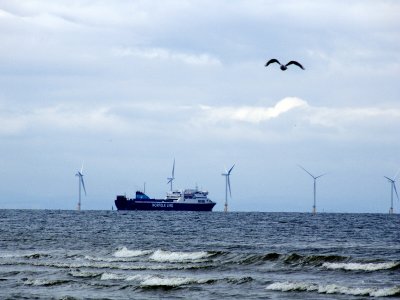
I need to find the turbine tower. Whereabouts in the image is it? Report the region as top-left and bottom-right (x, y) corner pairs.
(75, 162), (87, 211)
(167, 158), (175, 191)
(384, 169), (399, 214)
(222, 164), (235, 213)
(299, 165), (326, 214)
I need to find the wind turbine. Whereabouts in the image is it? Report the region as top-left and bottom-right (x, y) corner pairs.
(167, 158), (175, 191)
(222, 164), (235, 213)
(75, 162), (87, 211)
(384, 169), (399, 214)
(299, 165), (326, 214)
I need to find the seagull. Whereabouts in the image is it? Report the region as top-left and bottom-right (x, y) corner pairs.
(265, 59), (305, 71)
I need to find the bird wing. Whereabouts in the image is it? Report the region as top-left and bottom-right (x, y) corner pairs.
(265, 59), (281, 67)
(285, 61), (305, 69)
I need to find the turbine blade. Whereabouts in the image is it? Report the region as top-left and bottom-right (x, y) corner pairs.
(394, 168), (400, 180)
(316, 173), (327, 179)
(81, 176), (87, 196)
(394, 183), (399, 201)
(172, 158), (175, 177)
(80, 161), (84, 174)
(384, 176), (394, 182)
(298, 165), (314, 178)
(228, 164), (235, 175)
(228, 176), (232, 198)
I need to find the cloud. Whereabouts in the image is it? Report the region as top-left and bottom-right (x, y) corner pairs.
(199, 97), (308, 123)
(305, 106), (400, 128)
(2, 98), (400, 140)
(0, 104), (129, 136)
(113, 46), (221, 66)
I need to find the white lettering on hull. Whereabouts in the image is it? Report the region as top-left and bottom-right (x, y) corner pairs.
(152, 203), (174, 208)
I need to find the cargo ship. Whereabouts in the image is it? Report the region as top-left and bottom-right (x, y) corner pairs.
(114, 188), (216, 211)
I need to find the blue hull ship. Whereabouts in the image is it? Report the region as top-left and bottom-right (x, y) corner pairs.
(115, 189), (216, 211)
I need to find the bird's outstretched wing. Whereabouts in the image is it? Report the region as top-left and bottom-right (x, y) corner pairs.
(265, 59), (281, 67)
(285, 61), (305, 70)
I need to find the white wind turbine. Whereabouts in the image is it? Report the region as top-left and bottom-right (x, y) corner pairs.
(299, 165), (326, 214)
(384, 169), (399, 214)
(167, 158), (175, 192)
(75, 162), (87, 211)
(222, 164), (235, 213)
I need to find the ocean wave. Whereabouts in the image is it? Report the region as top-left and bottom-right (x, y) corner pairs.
(22, 278), (70, 286)
(69, 270), (101, 278)
(0, 252), (51, 259)
(99, 272), (214, 288)
(239, 253), (281, 265)
(140, 275), (213, 288)
(323, 262), (400, 272)
(100, 273), (127, 280)
(283, 253), (348, 265)
(149, 249), (211, 262)
(7, 258), (213, 272)
(226, 276), (254, 284)
(266, 281), (400, 297)
(113, 247), (152, 258)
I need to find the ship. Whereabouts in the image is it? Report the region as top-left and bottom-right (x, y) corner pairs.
(114, 188), (216, 211)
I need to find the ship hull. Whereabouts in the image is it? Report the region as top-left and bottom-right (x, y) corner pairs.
(115, 197), (216, 211)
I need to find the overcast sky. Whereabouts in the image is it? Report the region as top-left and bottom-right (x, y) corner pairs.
(1, 1), (399, 212)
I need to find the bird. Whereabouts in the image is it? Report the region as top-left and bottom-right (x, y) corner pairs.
(265, 59), (305, 71)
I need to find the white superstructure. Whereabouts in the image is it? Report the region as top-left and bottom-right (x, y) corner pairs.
(166, 188), (213, 204)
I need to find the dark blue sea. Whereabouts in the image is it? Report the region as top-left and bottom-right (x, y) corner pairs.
(0, 210), (399, 299)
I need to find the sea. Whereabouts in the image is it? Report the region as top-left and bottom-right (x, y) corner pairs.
(0, 210), (399, 300)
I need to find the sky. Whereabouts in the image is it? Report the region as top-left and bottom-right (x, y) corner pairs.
(0, 0), (399, 212)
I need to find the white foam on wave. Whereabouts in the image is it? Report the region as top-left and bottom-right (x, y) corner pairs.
(323, 262), (399, 271)
(149, 249), (210, 262)
(266, 281), (400, 297)
(99, 272), (210, 287)
(113, 247), (151, 258)
(141, 276), (193, 287)
(140, 275), (208, 287)
(100, 273), (126, 280)
(23, 278), (68, 286)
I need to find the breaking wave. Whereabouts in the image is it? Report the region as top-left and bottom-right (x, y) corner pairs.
(266, 281), (400, 297)
(323, 261), (400, 272)
(100, 273), (127, 281)
(140, 275), (210, 287)
(113, 247), (152, 258)
(149, 249), (211, 262)
(99, 272), (215, 288)
(23, 278), (71, 286)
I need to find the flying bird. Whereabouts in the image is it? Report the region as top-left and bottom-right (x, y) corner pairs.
(265, 59), (305, 71)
